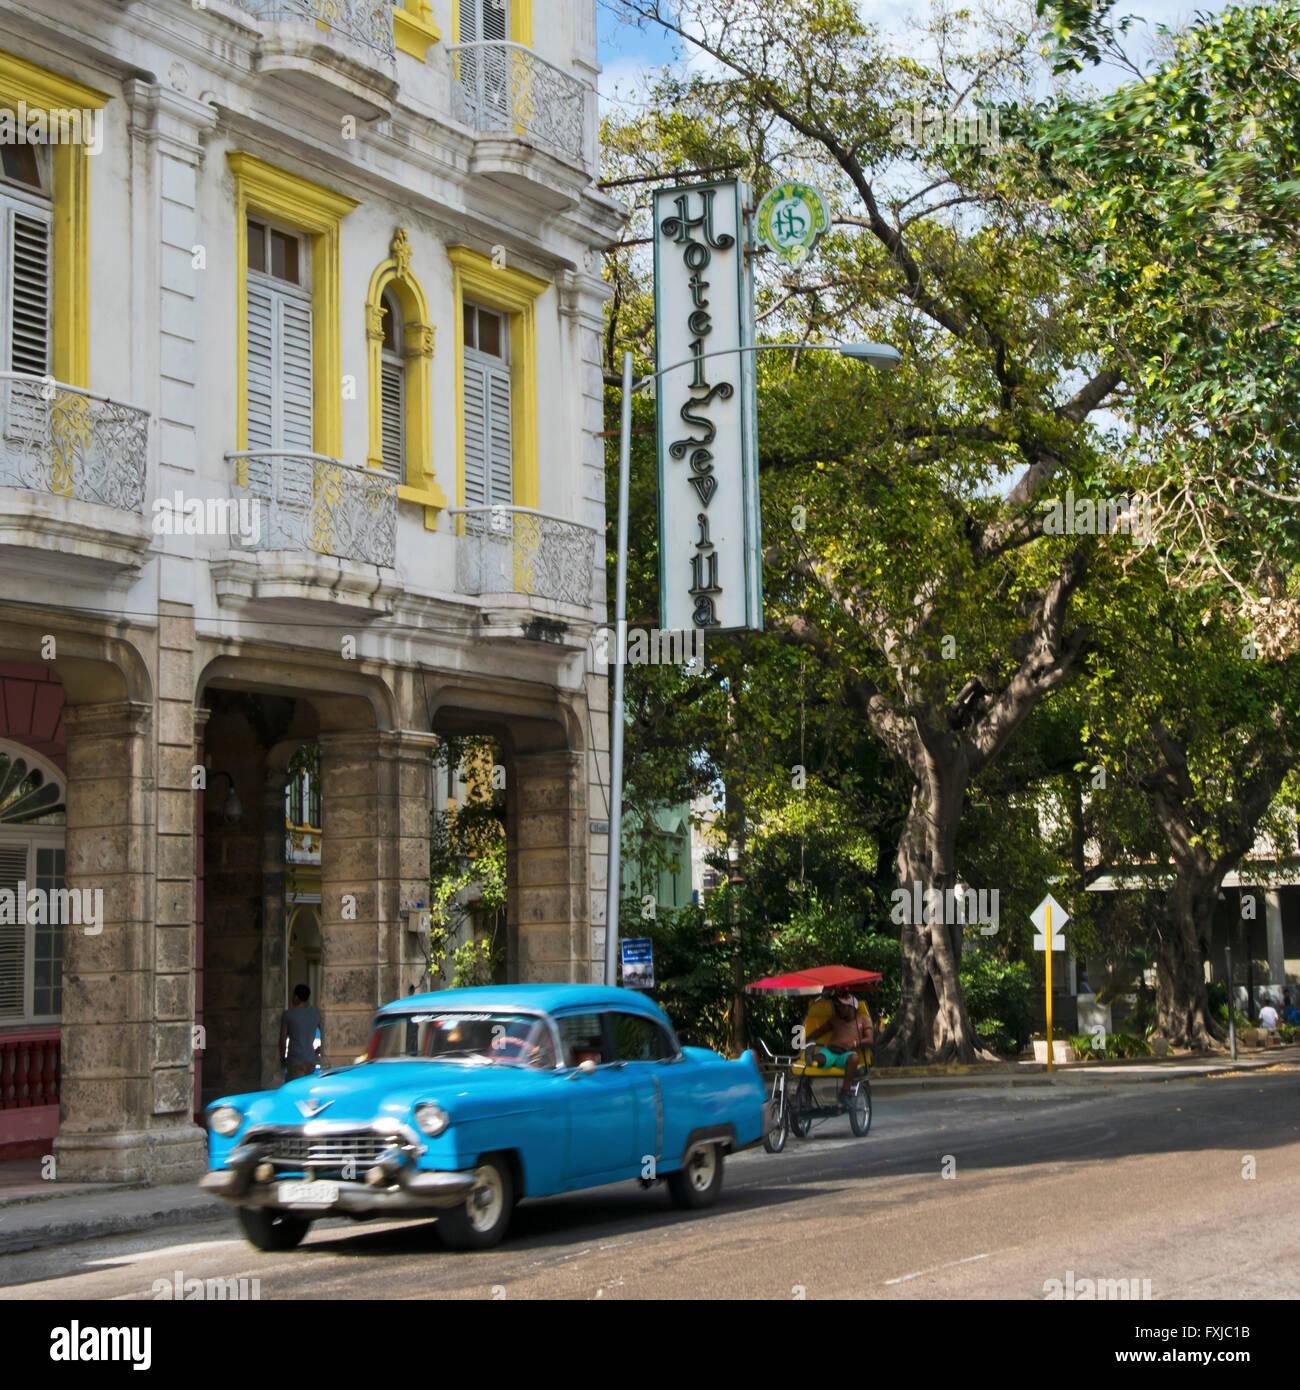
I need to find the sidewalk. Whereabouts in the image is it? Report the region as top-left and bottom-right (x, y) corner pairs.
(1, 1046), (1296, 1256)
(871, 1042), (1300, 1094)
(0, 1157), (227, 1256)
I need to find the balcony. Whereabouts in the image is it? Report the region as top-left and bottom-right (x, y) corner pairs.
(233, 0), (398, 120)
(0, 373), (152, 579)
(215, 450), (399, 617)
(450, 506), (596, 637)
(447, 42), (592, 208)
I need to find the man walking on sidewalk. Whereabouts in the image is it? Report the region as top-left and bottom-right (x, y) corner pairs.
(280, 984), (323, 1083)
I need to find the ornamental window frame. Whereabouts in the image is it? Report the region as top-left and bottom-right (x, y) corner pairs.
(447, 245), (547, 513)
(365, 228), (442, 527)
(0, 50), (110, 390)
(228, 152), (358, 460)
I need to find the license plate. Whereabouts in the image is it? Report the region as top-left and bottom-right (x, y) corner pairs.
(277, 1180), (339, 1206)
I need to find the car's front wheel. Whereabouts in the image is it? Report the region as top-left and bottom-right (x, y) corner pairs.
(667, 1143), (725, 1210)
(236, 1205), (313, 1251)
(438, 1157), (513, 1250)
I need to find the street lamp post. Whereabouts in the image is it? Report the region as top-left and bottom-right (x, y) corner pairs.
(603, 340), (901, 987)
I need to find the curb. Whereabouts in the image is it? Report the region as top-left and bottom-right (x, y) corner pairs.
(0, 1192), (229, 1257)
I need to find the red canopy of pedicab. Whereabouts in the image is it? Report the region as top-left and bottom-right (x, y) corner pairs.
(745, 965), (883, 997)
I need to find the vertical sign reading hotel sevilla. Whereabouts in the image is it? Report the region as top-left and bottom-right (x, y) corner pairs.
(653, 180), (762, 634)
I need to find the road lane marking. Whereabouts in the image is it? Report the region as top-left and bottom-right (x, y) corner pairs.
(81, 1237), (247, 1269)
(884, 1247), (1017, 1285)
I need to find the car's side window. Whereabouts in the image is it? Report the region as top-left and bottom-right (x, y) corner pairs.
(608, 1011), (666, 1062)
(555, 1012), (607, 1066)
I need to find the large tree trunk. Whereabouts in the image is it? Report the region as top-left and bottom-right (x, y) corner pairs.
(1152, 868), (1227, 1050)
(878, 766), (988, 1064)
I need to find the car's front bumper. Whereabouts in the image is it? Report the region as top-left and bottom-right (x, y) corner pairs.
(200, 1165), (476, 1213)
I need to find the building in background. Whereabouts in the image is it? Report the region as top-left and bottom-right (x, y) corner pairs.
(0, 0), (624, 1177)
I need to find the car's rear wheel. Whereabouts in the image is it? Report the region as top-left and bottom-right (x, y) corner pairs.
(667, 1143), (725, 1210)
(438, 1157), (513, 1250)
(236, 1205), (313, 1251)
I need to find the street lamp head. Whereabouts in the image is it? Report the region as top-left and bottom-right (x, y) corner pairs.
(837, 341), (902, 370)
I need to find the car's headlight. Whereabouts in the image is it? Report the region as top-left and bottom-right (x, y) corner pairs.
(414, 1102), (450, 1137)
(209, 1106), (242, 1137)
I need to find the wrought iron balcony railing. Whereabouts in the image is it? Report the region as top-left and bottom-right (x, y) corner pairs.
(450, 506), (596, 609)
(447, 41), (588, 166)
(233, 0), (396, 64)
(0, 373), (149, 511)
(230, 450), (397, 568)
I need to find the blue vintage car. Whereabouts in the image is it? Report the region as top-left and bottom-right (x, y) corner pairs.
(201, 984), (773, 1250)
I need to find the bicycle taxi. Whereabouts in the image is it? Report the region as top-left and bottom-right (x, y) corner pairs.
(747, 965), (882, 1153)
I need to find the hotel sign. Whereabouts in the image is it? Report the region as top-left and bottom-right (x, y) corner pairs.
(652, 179), (762, 634)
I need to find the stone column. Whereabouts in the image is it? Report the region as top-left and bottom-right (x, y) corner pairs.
(317, 730), (430, 1056)
(56, 699), (205, 1182)
(260, 764), (290, 1089)
(510, 749), (588, 982)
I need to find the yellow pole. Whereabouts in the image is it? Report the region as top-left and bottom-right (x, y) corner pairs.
(1045, 904), (1053, 1073)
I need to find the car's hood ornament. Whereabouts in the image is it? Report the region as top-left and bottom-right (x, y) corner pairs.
(295, 1097), (333, 1118)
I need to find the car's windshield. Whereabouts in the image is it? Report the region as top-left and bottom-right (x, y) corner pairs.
(365, 1011), (557, 1069)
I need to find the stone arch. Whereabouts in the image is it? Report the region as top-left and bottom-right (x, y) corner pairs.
(429, 680), (589, 984)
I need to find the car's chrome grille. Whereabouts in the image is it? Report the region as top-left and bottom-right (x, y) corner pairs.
(266, 1132), (400, 1169)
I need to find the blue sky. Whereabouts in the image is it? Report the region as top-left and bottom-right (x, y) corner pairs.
(595, 1), (1242, 104)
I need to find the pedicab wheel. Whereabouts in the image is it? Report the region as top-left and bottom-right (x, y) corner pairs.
(667, 1143), (725, 1209)
(438, 1156), (513, 1250)
(849, 1077), (872, 1137)
(763, 1073), (789, 1154)
(236, 1205), (313, 1251)
(790, 1076), (814, 1138)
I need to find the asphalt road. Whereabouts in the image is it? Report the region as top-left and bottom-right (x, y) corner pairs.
(2, 1069), (1298, 1301)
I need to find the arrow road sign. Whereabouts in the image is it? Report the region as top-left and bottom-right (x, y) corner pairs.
(1031, 893), (1068, 951)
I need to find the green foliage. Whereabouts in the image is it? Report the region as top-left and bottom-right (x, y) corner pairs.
(637, 900), (744, 1053)
(1105, 1032), (1152, 1059)
(959, 952), (1035, 1055)
(426, 735), (507, 988)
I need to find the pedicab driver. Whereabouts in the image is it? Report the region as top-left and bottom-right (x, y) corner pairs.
(807, 989), (872, 1105)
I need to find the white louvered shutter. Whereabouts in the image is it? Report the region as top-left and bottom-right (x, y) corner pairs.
(460, 0), (510, 124)
(459, 0), (509, 43)
(247, 278), (313, 450)
(0, 841), (28, 1021)
(280, 295), (313, 449)
(485, 361), (513, 506)
(246, 282), (275, 451)
(2, 201), (51, 447)
(380, 357), (404, 482)
(463, 357), (488, 507)
(8, 209), (49, 376)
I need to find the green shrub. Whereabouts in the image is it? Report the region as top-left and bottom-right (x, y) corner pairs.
(1069, 1032), (1103, 1061)
(1276, 1023), (1299, 1043)
(960, 952), (1034, 1055)
(1105, 1032), (1152, 1059)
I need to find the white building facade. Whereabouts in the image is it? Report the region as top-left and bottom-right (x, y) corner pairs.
(0, 0), (623, 1179)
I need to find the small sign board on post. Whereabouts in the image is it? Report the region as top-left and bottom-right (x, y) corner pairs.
(1030, 894), (1069, 1072)
(620, 937), (654, 991)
